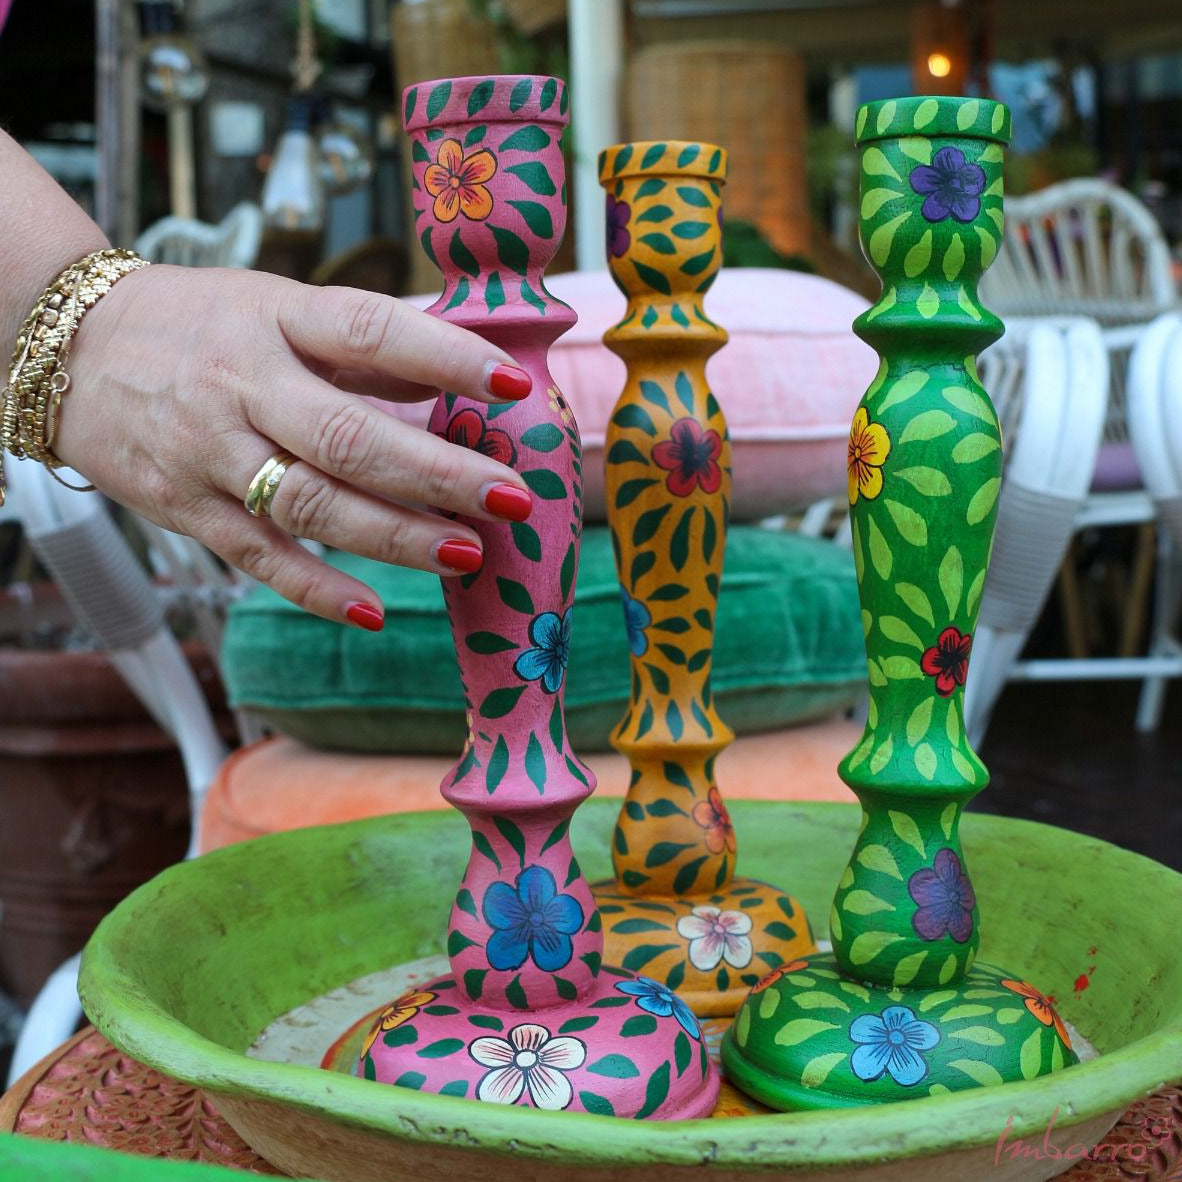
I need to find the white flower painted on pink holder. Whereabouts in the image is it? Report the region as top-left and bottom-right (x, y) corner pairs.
(676, 905), (753, 971)
(469, 1022), (587, 1110)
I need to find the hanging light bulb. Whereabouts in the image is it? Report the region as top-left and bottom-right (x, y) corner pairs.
(312, 95), (376, 196)
(138, 1), (209, 110)
(261, 93), (325, 232)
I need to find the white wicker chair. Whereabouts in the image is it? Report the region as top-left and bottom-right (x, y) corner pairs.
(978, 178), (1181, 732)
(133, 201), (264, 269)
(965, 317), (1109, 744)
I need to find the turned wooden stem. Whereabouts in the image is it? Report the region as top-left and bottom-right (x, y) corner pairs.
(406, 74), (600, 1011)
(832, 96), (1012, 990)
(598, 141), (737, 900)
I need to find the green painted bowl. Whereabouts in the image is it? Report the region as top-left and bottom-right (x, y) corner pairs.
(79, 801), (1182, 1182)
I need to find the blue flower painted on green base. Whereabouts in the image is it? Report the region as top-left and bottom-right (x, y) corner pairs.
(849, 1005), (940, 1086)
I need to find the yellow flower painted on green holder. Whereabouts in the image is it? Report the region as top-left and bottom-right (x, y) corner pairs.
(848, 407), (891, 504)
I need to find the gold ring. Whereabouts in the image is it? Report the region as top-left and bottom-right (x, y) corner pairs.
(244, 449), (299, 518)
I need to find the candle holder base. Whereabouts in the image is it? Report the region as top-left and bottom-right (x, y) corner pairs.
(593, 878), (817, 1017)
(721, 952), (1079, 1112)
(363, 969), (720, 1119)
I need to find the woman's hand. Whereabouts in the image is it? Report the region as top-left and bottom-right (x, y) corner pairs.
(52, 263), (533, 630)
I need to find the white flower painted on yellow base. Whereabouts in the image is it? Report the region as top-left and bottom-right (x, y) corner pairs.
(676, 905), (753, 971)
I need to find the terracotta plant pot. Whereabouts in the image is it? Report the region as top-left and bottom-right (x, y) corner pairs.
(0, 597), (227, 1006)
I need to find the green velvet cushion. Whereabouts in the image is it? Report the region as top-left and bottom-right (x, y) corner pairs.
(221, 527), (864, 753)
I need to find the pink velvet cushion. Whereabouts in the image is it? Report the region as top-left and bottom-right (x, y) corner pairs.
(381, 268), (876, 522)
(1091, 442), (1142, 492)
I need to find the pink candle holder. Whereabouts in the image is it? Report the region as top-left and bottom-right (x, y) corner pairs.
(357, 74), (719, 1120)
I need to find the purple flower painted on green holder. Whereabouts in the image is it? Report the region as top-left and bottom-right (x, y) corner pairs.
(909, 146), (986, 224)
(483, 865), (584, 972)
(849, 1005), (940, 1086)
(908, 847), (976, 943)
(615, 976), (700, 1039)
(606, 194), (631, 257)
(513, 609), (571, 694)
(619, 585), (651, 657)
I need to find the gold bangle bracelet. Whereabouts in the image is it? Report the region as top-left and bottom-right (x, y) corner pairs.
(1, 247), (149, 504)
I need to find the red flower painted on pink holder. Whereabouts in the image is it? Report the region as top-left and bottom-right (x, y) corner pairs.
(920, 626), (972, 697)
(651, 418), (723, 497)
(444, 408), (516, 466)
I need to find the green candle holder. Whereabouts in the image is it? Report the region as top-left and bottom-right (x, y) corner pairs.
(721, 95), (1081, 1110)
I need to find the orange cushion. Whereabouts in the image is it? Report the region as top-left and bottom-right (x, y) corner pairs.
(199, 722), (860, 853)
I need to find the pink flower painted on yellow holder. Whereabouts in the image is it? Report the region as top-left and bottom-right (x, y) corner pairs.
(676, 906), (752, 971)
(692, 786), (736, 856)
(424, 139), (497, 223)
(847, 407), (891, 504)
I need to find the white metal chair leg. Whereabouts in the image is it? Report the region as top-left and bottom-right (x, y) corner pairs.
(1135, 532), (1181, 732)
(965, 627), (1026, 747)
(1129, 315), (1182, 731)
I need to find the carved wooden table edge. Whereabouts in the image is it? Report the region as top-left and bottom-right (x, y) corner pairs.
(3, 1026), (1180, 1179)
(1, 1026), (282, 1174)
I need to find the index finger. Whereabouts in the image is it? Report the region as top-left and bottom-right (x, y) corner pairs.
(276, 285), (532, 404)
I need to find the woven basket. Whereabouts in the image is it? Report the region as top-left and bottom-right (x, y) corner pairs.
(501, 0), (566, 35)
(626, 40), (811, 258)
(390, 0), (498, 293)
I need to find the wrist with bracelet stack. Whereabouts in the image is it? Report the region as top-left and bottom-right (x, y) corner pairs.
(0, 247), (149, 505)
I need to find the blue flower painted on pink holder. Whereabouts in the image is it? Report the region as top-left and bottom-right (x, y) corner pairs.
(909, 146), (986, 224)
(483, 864), (584, 972)
(513, 609), (571, 694)
(615, 976), (700, 1039)
(849, 1005), (940, 1086)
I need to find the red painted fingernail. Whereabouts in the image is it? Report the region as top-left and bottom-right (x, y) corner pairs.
(437, 539), (484, 573)
(483, 482), (533, 522)
(486, 363), (532, 401)
(345, 602), (384, 632)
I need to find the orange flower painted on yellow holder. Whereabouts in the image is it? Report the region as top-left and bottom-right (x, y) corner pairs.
(1001, 978), (1072, 1049)
(847, 407), (891, 504)
(360, 989), (437, 1059)
(692, 786), (736, 855)
(424, 139), (497, 223)
(750, 958), (810, 994)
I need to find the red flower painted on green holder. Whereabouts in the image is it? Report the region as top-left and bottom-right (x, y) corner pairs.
(750, 958), (810, 994)
(1001, 978), (1073, 1049)
(444, 408), (516, 466)
(920, 626), (972, 697)
(652, 418), (723, 497)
